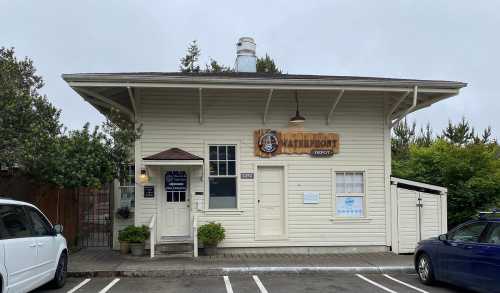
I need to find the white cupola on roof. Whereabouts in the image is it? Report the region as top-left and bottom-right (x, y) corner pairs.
(235, 37), (256, 73)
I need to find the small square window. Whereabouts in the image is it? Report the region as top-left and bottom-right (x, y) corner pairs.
(218, 146), (227, 160)
(209, 146), (218, 160)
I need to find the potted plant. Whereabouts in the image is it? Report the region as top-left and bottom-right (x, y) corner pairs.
(197, 222), (225, 256)
(118, 229), (129, 254)
(121, 225), (150, 256)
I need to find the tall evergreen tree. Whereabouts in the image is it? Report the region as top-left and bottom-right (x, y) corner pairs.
(179, 40), (201, 73)
(256, 54), (281, 74)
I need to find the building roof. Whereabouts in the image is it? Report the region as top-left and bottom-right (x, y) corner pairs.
(62, 71), (466, 89)
(143, 148), (203, 161)
(62, 71), (467, 125)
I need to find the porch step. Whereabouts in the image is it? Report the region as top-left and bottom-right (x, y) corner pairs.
(155, 242), (193, 254)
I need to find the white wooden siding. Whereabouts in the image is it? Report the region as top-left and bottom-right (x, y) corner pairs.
(135, 88), (389, 248)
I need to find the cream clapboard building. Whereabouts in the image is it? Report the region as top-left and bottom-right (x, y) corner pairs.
(63, 37), (466, 255)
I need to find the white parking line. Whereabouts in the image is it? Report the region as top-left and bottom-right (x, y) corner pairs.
(67, 278), (91, 293)
(98, 278), (120, 293)
(383, 274), (429, 293)
(252, 275), (269, 293)
(223, 276), (234, 293)
(356, 274), (398, 293)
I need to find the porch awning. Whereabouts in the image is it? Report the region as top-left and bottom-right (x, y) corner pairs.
(142, 148), (204, 166)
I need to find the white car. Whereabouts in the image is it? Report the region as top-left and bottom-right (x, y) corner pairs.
(0, 198), (68, 292)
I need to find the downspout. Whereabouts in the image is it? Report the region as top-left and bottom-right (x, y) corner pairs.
(391, 85), (418, 128)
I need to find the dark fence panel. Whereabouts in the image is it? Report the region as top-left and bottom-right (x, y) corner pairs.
(0, 173), (112, 249)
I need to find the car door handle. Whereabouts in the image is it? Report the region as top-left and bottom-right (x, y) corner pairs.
(37, 242), (44, 246)
(29, 244), (37, 248)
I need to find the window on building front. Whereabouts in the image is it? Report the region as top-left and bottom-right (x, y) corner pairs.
(209, 145), (237, 209)
(120, 165), (135, 208)
(335, 171), (365, 218)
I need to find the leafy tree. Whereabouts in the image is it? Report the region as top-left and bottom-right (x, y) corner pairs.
(179, 40), (201, 73)
(0, 47), (140, 189)
(393, 140), (500, 228)
(391, 119), (416, 160)
(0, 47), (62, 170)
(205, 59), (232, 73)
(392, 117), (499, 228)
(256, 54), (282, 74)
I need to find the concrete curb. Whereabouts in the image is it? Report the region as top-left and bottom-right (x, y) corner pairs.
(68, 266), (414, 278)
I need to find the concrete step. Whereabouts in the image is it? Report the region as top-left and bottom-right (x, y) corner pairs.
(155, 242), (193, 254)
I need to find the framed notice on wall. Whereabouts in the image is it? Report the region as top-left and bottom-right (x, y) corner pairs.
(336, 196), (363, 217)
(144, 185), (155, 198)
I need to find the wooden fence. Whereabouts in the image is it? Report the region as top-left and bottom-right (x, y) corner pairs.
(0, 173), (112, 249)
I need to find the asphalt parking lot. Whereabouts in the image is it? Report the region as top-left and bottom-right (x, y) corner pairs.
(32, 273), (468, 293)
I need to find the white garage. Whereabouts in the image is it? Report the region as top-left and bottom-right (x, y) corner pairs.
(390, 177), (448, 254)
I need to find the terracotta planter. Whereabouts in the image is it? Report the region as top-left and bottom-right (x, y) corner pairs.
(119, 241), (129, 255)
(129, 242), (145, 256)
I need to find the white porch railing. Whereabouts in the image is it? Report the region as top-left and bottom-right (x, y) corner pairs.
(192, 214), (198, 258)
(149, 215), (156, 258)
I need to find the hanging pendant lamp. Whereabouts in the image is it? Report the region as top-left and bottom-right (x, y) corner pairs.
(289, 91), (305, 123)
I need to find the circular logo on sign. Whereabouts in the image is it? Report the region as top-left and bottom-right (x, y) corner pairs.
(259, 131), (279, 153)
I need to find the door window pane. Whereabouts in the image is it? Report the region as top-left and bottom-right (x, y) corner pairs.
(218, 161), (227, 175)
(227, 146), (235, 160)
(0, 205), (32, 239)
(173, 192), (179, 202)
(167, 192), (173, 202)
(179, 192), (186, 202)
(27, 208), (52, 236)
(228, 161), (236, 175)
(218, 146), (227, 160)
(209, 161), (218, 176)
(450, 222), (488, 243)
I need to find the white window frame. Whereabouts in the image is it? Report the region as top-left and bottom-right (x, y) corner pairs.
(331, 169), (367, 219)
(205, 142), (240, 211)
(119, 164), (135, 208)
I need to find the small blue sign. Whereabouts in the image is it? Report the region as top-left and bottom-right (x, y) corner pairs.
(165, 171), (187, 191)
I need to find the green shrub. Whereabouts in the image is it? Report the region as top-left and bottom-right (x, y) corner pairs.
(197, 222), (225, 246)
(119, 225), (150, 243)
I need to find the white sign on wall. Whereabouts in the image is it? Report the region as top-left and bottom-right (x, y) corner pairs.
(303, 191), (320, 204)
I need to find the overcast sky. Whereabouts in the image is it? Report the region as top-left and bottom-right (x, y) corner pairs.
(1, 1), (498, 138)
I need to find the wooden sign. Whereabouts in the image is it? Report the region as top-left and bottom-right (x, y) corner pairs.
(254, 129), (340, 158)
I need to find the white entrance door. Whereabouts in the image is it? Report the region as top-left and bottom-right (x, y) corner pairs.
(161, 171), (190, 237)
(256, 166), (285, 238)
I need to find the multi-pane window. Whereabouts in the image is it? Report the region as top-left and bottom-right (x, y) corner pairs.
(335, 171), (365, 218)
(209, 145), (237, 209)
(120, 165), (135, 208)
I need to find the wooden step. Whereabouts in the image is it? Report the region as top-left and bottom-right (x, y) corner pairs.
(155, 242), (193, 254)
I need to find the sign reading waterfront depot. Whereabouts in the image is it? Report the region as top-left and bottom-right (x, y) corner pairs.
(254, 129), (340, 158)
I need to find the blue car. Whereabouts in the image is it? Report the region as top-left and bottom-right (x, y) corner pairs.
(414, 210), (500, 292)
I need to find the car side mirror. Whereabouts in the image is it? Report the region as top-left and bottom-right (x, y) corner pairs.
(438, 234), (447, 241)
(53, 224), (64, 235)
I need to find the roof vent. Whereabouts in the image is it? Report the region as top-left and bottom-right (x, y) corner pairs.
(235, 37), (256, 73)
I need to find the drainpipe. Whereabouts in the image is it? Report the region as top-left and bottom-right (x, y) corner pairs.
(391, 85), (418, 128)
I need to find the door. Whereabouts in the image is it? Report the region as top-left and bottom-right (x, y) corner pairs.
(397, 188), (419, 253)
(0, 204), (39, 292)
(161, 170), (190, 237)
(441, 221), (489, 286)
(256, 166), (285, 239)
(419, 192), (442, 240)
(472, 222), (500, 292)
(26, 207), (58, 280)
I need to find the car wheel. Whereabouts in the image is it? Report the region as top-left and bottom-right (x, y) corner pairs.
(50, 252), (67, 288)
(417, 253), (435, 285)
